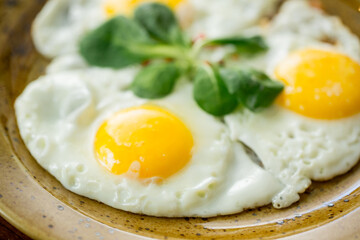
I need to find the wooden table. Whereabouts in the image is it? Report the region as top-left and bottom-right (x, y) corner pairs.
(0, 215), (32, 240)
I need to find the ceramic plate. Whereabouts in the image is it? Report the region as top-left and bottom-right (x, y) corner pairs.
(1, 0), (360, 239)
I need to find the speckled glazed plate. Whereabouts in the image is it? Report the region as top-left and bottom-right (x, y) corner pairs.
(1, 1), (360, 239)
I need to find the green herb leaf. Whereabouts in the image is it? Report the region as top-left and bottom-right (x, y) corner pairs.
(134, 3), (189, 46)
(79, 5), (278, 116)
(131, 62), (181, 99)
(204, 36), (268, 55)
(220, 68), (284, 112)
(193, 64), (238, 116)
(79, 16), (160, 69)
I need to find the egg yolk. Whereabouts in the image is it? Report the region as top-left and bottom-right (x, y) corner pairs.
(104, 0), (184, 17)
(94, 105), (193, 179)
(275, 49), (360, 120)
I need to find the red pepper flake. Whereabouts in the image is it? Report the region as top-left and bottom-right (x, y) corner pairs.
(192, 33), (206, 44)
(141, 60), (151, 66)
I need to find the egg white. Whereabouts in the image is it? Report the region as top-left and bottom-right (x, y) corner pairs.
(32, 0), (106, 58)
(186, 0), (282, 38)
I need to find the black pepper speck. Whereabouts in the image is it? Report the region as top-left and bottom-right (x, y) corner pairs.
(57, 205), (64, 211)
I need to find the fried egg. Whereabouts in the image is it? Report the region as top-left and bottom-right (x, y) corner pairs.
(32, 0), (191, 58)
(32, 0), (282, 58)
(15, 70), (283, 217)
(226, 0), (360, 208)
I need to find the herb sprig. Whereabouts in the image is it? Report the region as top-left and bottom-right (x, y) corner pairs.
(79, 3), (283, 116)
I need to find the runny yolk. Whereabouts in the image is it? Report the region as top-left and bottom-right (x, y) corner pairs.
(275, 48), (360, 120)
(94, 105), (193, 179)
(104, 0), (185, 17)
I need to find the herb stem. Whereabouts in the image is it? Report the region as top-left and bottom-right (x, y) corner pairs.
(191, 40), (207, 59)
(136, 44), (190, 61)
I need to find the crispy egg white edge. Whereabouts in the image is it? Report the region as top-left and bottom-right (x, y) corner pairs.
(225, 107), (360, 208)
